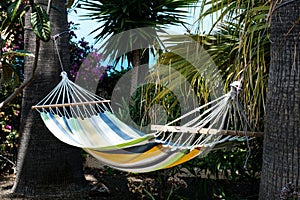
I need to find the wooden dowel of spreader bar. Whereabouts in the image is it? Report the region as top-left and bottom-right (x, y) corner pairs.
(151, 125), (263, 137)
(31, 100), (111, 110)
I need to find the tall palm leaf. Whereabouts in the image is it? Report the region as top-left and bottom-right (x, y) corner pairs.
(197, 0), (270, 129)
(149, 0), (270, 130)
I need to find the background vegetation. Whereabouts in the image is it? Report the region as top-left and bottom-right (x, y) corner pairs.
(0, 0), (273, 198)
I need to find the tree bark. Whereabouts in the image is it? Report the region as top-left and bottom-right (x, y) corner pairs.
(129, 49), (149, 96)
(12, 0), (87, 197)
(259, 1), (300, 199)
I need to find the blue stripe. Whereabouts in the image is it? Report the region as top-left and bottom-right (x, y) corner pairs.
(129, 126), (145, 137)
(99, 113), (132, 140)
(62, 116), (72, 133)
(47, 113), (81, 145)
(104, 112), (145, 137)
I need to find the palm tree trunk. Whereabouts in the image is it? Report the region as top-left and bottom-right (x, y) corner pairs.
(130, 49), (149, 96)
(259, 1), (300, 199)
(12, 0), (87, 197)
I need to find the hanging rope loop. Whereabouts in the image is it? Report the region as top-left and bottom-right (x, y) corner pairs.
(51, 31), (70, 72)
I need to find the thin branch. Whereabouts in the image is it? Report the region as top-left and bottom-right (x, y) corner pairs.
(0, 155), (16, 167)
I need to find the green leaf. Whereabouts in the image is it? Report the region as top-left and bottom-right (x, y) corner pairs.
(7, 0), (22, 22)
(30, 4), (51, 42)
(2, 50), (35, 57)
(1, 0), (27, 39)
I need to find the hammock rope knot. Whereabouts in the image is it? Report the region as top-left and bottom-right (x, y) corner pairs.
(60, 71), (68, 79)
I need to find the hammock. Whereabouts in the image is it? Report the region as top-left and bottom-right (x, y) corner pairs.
(32, 71), (260, 173)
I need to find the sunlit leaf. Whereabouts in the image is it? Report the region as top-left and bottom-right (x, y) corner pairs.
(7, 0), (22, 22)
(2, 50), (35, 57)
(30, 4), (51, 42)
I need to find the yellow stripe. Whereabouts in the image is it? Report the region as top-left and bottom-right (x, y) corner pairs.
(128, 144), (166, 163)
(163, 147), (202, 169)
(84, 149), (138, 163)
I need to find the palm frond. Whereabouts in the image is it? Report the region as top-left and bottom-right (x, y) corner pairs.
(148, 0), (270, 129)
(78, 0), (198, 66)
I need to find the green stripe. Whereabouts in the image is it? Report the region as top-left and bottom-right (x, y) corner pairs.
(91, 135), (155, 151)
(155, 152), (186, 171)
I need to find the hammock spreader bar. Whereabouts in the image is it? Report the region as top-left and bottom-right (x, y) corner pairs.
(31, 100), (111, 109)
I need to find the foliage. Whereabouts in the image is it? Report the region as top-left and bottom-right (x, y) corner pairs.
(178, 139), (261, 198)
(30, 3), (50, 42)
(0, 80), (21, 175)
(0, 0), (53, 85)
(0, 1), (25, 84)
(129, 83), (181, 127)
(0, 0), (27, 40)
(69, 22), (94, 81)
(198, 1), (270, 130)
(96, 66), (128, 99)
(155, 0), (270, 129)
(77, 0), (198, 67)
(127, 172), (189, 200)
(127, 176), (158, 200)
(1, 0), (51, 43)
(69, 21), (123, 100)
(130, 140), (260, 199)
(0, 1), (25, 175)
(78, 0), (197, 41)
(122, 0), (269, 198)
(69, 21), (117, 90)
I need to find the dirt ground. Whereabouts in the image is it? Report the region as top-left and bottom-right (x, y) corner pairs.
(0, 174), (15, 198)
(0, 156), (137, 200)
(0, 156), (260, 199)
(0, 169), (141, 200)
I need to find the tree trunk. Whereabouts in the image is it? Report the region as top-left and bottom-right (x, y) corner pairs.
(129, 49), (149, 96)
(259, 1), (300, 199)
(12, 0), (87, 197)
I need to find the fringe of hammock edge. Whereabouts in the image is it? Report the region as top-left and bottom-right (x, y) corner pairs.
(151, 125), (263, 137)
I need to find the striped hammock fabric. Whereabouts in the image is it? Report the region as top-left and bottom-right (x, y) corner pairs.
(32, 72), (248, 173)
(39, 109), (213, 172)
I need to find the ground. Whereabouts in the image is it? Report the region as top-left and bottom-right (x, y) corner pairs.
(0, 156), (260, 199)
(0, 156), (136, 200)
(0, 168), (140, 200)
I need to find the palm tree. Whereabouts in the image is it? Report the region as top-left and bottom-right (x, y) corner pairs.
(259, 1), (300, 198)
(78, 0), (198, 94)
(79, 0), (198, 44)
(12, 0), (87, 197)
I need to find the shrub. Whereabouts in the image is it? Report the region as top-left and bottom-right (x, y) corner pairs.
(0, 80), (21, 175)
